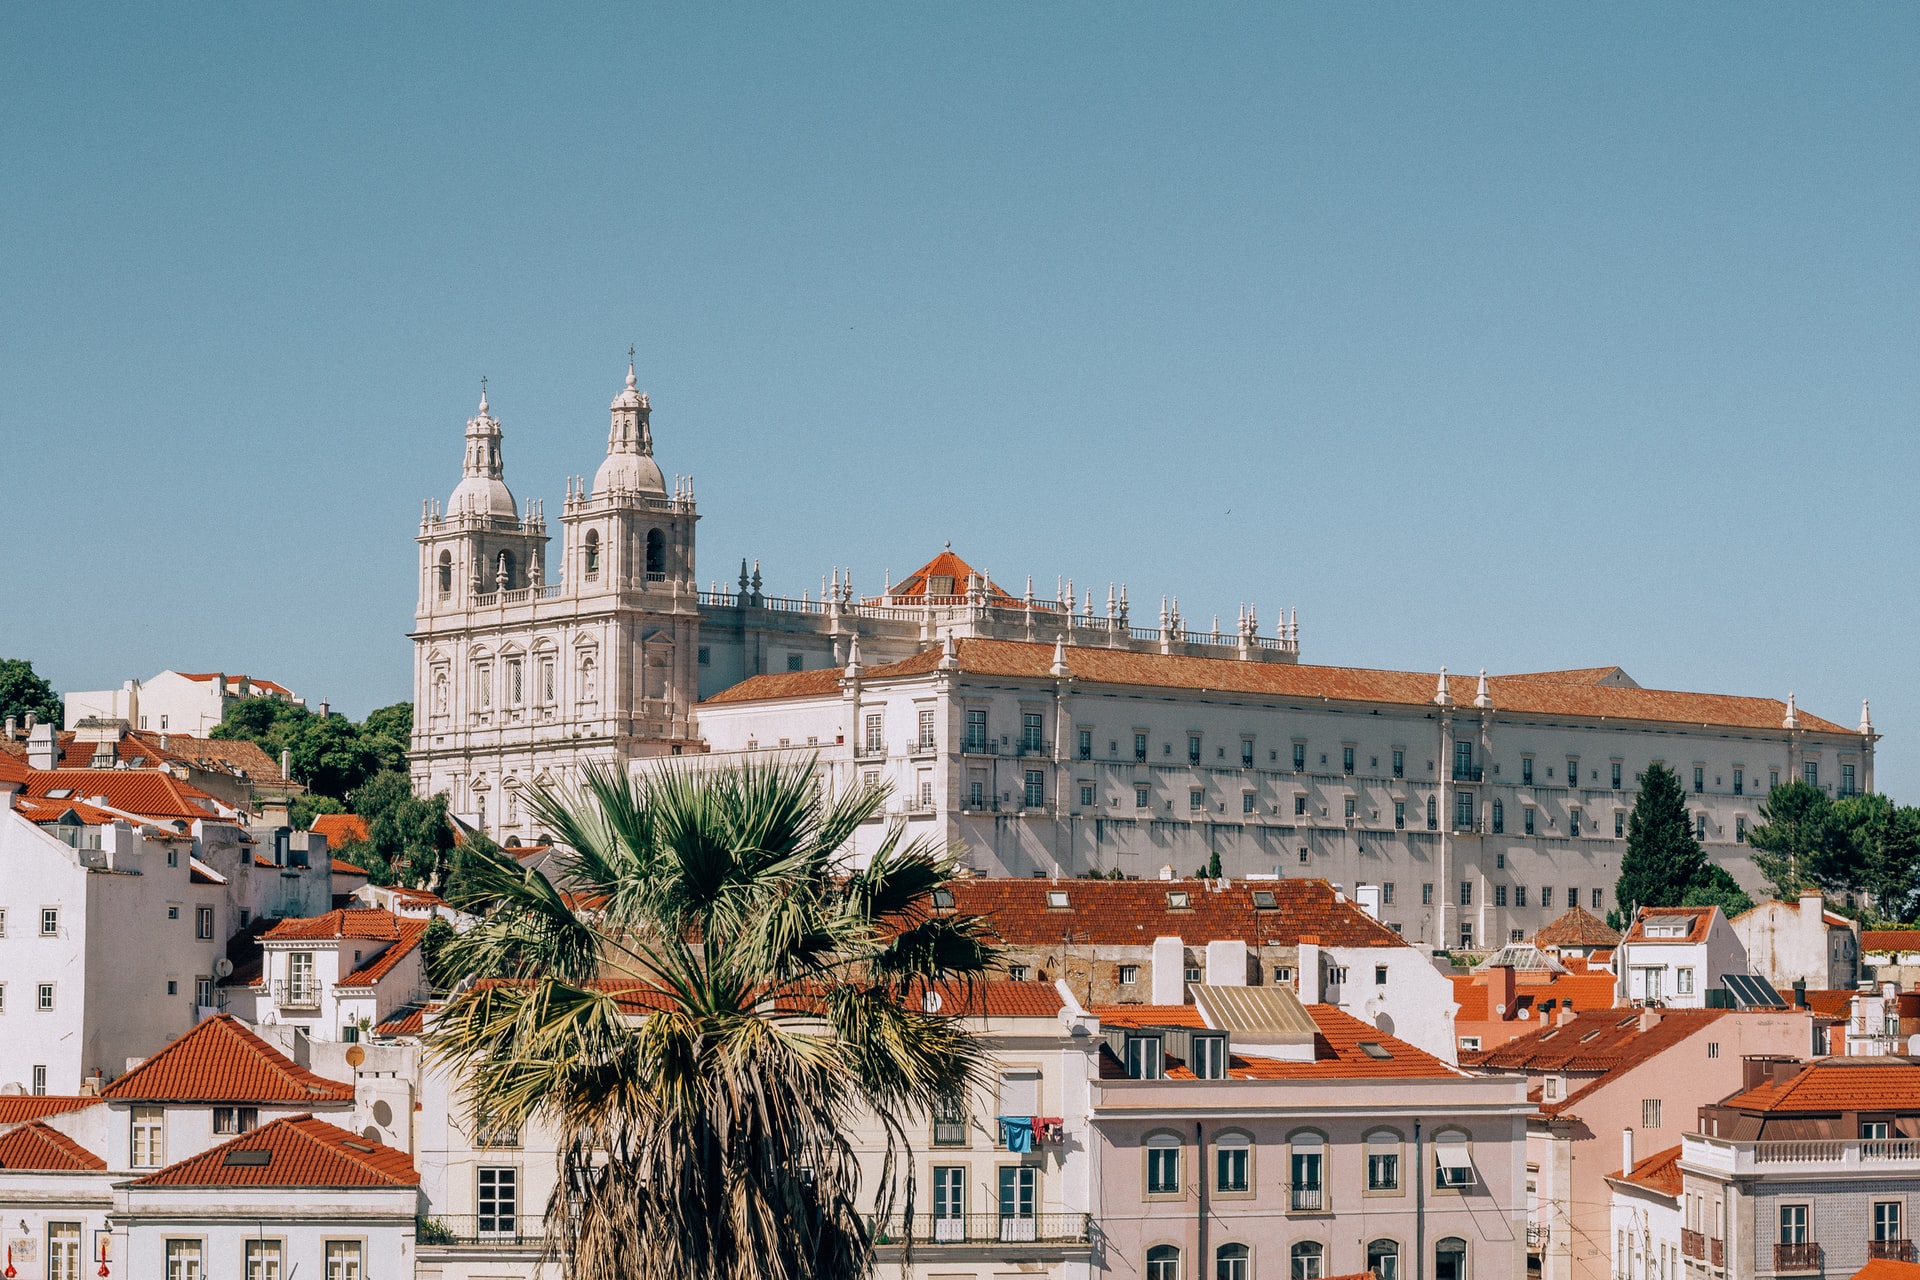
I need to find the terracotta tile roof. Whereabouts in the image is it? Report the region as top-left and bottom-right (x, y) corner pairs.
(1623, 907), (1716, 944)
(331, 857), (369, 877)
(1095, 1002), (1456, 1080)
(128, 1115), (417, 1188)
(1534, 905), (1622, 948)
(706, 637), (1853, 733)
(1093, 1004), (1213, 1030)
(1800, 988), (1855, 1018)
(702, 667), (846, 705)
(1718, 1059), (1920, 1113)
(0, 1096), (101, 1126)
(1852, 1261), (1920, 1280)
(1863, 930), (1920, 954)
(1451, 971), (1617, 1023)
(101, 1015), (355, 1103)
(375, 1005), (429, 1036)
(1504, 666), (1636, 685)
(261, 908), (409, 943)
(312, 813), (370, 847)
(22, 769), (225, 823)
(15, 797), (125, 826)
(335, 919), (428, 988)
(878, 550), (1022, 606)
(944, 877), (1403, 949)
(0, 752), (30, 783)
(1609, 1144), (1682, 1197)
(912, 979), (1065, 1018)
(0, 1121), (106, 1171)
(1465, 1008), (1728, 1115)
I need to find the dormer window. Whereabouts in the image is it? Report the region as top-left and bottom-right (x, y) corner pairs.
(1125, 1034), (1165, 1080)
(1190, 1034), (1227, 1079)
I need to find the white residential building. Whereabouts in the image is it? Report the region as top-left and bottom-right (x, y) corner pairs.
(1606, 1137), (1682, 1280)
(63, 670), (304, 737)
(1730, 893), (1860, 994)
(239, 908), (430, 1043)
(1615, 907), (1752, 1009)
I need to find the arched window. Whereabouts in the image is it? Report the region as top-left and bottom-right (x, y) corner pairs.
(1146, 1131), (1182, 1195)
(1435, 1237), (1467, 1280)
(645, 527), (666, 575)
(1214, 1131), (1251, 1193)
(1367, 1239), (1401, 1280)
(1290, 1241), (1324, 1280)
(584, 529), (600, 578)
(1288, 1130), (1325, 1211)
(1215, 1243), (1249, 1280)
(436, 550), (452, 597)
(1146, 1245), (1181, 1280)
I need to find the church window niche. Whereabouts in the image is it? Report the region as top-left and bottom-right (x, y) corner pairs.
(579, 655), (598, 704)
(432, 670), (449, 719)
(646, 528), (666, 577)
(436, 551), (453, 598)
(584, 529), (600, 579)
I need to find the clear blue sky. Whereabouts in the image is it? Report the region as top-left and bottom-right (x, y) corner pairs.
(3, 7), (1915, 792)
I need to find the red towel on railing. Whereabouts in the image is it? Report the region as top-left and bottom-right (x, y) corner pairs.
(1034, 1117), (1065, 1144)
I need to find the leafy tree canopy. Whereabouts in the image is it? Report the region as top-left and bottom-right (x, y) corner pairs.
(1615, 762), (1708, 913)
(1747, 779), (1836, 898)
(1681, 864), (1756, 918)
(213, 698), (414, 805)
(0, 658), (63, 726)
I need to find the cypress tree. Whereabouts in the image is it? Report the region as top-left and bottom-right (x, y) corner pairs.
(1615, 762), (1708, 914)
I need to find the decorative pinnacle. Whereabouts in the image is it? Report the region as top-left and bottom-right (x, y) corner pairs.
(478, 375), (488, 412)
(1862, 699), (1874, 735)
(1434, 666), (1454, 706)
(627, 346), (637, 389)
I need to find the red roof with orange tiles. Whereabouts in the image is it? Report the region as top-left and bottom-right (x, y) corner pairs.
(1852, 1261), (1920, 1280)
(0, 1096), (101, 1126)
(1094, 1002), (1458, 1081)
(129, 1115), (417, 1188)
(1718, 1059), (1920, 1113)
(878, 550), (1023, 606)
(1608, 1144), (1682, 1197)
(22, 769), (226, 823)
(907, 979), (1064, 1018)
(331, 857), (370, 878)
(335, 919), (429, 989)
(15, 797), (126, 826)
(1622, 906), (1717, 944)
(0, 1121), (106, 1172)
(1534, 905), (1622, 949)
(101, 1015), (355, 1104)
(375, 1005), (430, 1036)
(1465, 1008), (1729, 1116)
(1863, 930), (1920, 955)
(312, 813), (371, 848)
(261, 908), (411, 943)
(944, 877), (1403, 949)
(704, 637), (1855, 734)
(1450, 971), (1617, 1024)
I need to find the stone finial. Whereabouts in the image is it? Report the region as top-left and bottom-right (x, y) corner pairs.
(1434, 667), (1454, 706)
(1861, 699), (1874, 735)
(1784, 691), (1799, 730)
(844, 633), (864, 679)
(1474, 668), (1492, 709)
(1050, 636), (1071, 678)
(939, 633), (960, 672)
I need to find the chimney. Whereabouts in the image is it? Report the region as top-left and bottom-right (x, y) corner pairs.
(1152, 936), (1186, 1005)
(1639, 1007), (1662, 1032)
(280, 748), (292, 779)
(1297, 934), (1322, 1002)
(1793, 979), (1807, 1008)
(1354, 884), (1381, 919)
(1622, 1127), (1635, 1175)
(27, 721), (57, 771)
(1205, 939), (1249, 987)
(1486, 963), (1518, 1019)
(4, 716), (15, 740)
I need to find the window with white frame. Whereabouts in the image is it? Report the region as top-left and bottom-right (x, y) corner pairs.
(37, 982), (54, 1011)
(244, 1239), (283, 1280)
(1289, 1131), (1324, 1209)
(1146, 1131), (1182, 1195)
(478, 1166), (519, 1236)
(1146, 1244), (1181, 1280)
(1433, 1131), (1475, 1187)
(1216, 1131), (1251, 1193)
(132, 1105), (165, 1167)
(165, 1240), (203, 1280)
(41, 907), (58, 936)
(1642, 1098), (1662, 1128)
(1366, 1130), (1401, 1190)
(323, 1241), (363, 1280)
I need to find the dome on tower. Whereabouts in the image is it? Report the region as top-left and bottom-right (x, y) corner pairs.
(593, 361), (668, 497)
(449, 388), (519, 518)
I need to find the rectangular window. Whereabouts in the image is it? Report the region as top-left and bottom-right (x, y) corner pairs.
(1136, 784), (1150, 809)
(1737, 816), (1747, 843)
(540, 657), (555, 703)
(1677, 968), (1695, 995)
(1024, 771), (1046, 808)
(1241, 739), (1254, 767)
(1392, 748), (1405, 778)
(865, 713), (883, 752)
(998, 1165), (1036, 1231)
(1495, 885), (1508, 907)
(1293, 742), (1306, 771)
(1344, 796), (1356, 819)
(165, 1240), (203, 1280)
(32, 1064), (46, 1095)
(1455, 791), (1474, 828)
(1368, 1137), (1400, 1190)
(1382, 882), (1395, 905)
(287, 951), (316, 1006)
(1422, 883), (1434, 906)
(1524, 808), (1535, 836)
(785, 653), (803, 672)
(1778, 1204), (1808, 1245)
(1460, 881), (1473, 907)
(132, 1105), (164, 1167)
(37, 982), (54, 1011)
(476, 664), (491, 710)
(1118, 964), (1139, 985)
(1693, 766), (1704, 794)
(1567, 758), (1580, 787)
(1843, 763), (1857, 796)
(41, 907), (58, 936)
(1454, 740), (1474, 779)
(970, 778), (986, 808)
(1612, 762), (1623, 789)
(932, 1101), (968, 1147)
(48, 1223), (81, 1280)
(1217, 1139), (1250, 1193)
(1733, 767), (1744, 795)
(1024, 713), (1046, 752)
(1290, 1143), (1323, 1207)
(1642, 1098), (1662, 1128)
(1189, 788), (1204, 812)
(918, 708), (936, 751)
(1077, 728), (1093, 760)
(1593, 888), (1603, 910)
(1125, 1036), (1164, 1080)
(1804, 761), (1818, 787)
(214, 1106), (259, 1135)
(1190, 1035), (1226, 1080)
(1541, 886), (1553, 909)
(1522, 757), (1534, 785)
(1242, 792), (1255, 814)
(1515, 885), (1527, 908)
(195, 977), (214, 1008)
(1295, 795), (1307, 816)
(324, 1241), (363, 1280)
(0, 908), (6, 936)
(1146, 1139), (1181, 1194)
(478, 1167), (519, 1236)
(1394, 800), (1405, 829)
(1875, 1202), (1902, 1243)
(1570, 807), (1582, 837)
(965, 709), (988, 751)
(1491, 799), (1504, 833)
(1344, 746), (1356, 774)
(1616, 811), (1625, 838)
(196, 905), (215, 940)
(245, 1239), (283, 1280)
(1696, 814), (1707, 841)
(507, 658), (524, 707)
(1188, 734), (1202, 765)
(1135, 731), (1149, 762)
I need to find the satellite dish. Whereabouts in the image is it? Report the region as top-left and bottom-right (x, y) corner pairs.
(213, 958), (234, 979)
(922, 991), (944, 1014)
(345, 1044), (367, 1068)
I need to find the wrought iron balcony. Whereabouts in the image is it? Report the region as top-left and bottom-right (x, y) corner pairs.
(416, 1214), (544, 1247)
(1452, 765), (1483, 782)
(1870, 1239), (1916, 1262)
(1527, 1221), (1550, 1248)
(271, 981), (320, 1009)
(871, 1213), (1090, 1247)
(1287, 1184), (1324, 1212)
(1774, 1241), (1821, 1272)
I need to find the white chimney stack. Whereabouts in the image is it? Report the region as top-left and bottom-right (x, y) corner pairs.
(1622, 1127), (1635, 1175)
(1152, 936), (1186, 1005)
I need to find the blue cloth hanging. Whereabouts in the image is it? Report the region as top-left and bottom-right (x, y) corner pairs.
(999, 1116), (1034, 1152)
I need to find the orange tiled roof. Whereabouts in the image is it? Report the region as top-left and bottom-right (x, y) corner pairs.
(1534, 905), (1622, 949)
(1466, 1008), (1728, 1115)
(375, 1005), (430, 1036)
(880, 550), (1022, 606)
(101, 1015), (355, 1104)
(911, 979), (1065, 1018)
(1863, 930), (1920, 954)
(335, 919), (429, 988)
(261, 908), (409, 943)
(1800, 989), (1855, 1018)
(0, 1121), (106, 1171)
(15, 797), (125, 826)
(1852, 1261), (1920, 1280)
(1095, 1003), (1456, 1080)
(704, 637), (1853, 733)
(22, 769), (225, 823)
(1623, 907), (1716, 944)
(0, 1096), (100, 1126)
(1451, 971), (1617, 1024)
(1719, 1059), (1920, 1113)
(1610, 1144), (1682, 1197)
(945, 877), (1403, 950)
(312, 813), (371, 847)
(331, 857), (370, 877)
(1505, 666), (1636, 685)
(129, 1115), (417, 1188)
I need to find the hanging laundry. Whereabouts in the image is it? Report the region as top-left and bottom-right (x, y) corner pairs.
(1033, 1116), (1065, 1145)
(999, 1116), (1034, 1153)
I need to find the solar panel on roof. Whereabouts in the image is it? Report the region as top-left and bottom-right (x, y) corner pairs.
(1723, 973), (1786, 1009)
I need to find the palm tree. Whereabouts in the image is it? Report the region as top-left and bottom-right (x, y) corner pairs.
(428, 757), (999, 1280)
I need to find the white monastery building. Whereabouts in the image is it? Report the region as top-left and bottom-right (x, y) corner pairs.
(411, 363), (1877, 949)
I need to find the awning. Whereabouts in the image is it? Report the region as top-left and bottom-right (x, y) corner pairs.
(1435, 1135), (1472, 1171)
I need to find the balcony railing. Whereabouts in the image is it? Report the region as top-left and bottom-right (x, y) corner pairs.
(271, 981), (320, 1009)
(1527, 1222), (1550, 1249)
(961, 739), (997, 755)
(1774, 1242), (1821, 1272)
(1871, 1240), (1917, 1262)
(1681, 1229), (1705, 1260)
(1452, 766), (1483, 782)
(1710, 1237), (1724, 1269)
(1017, 740), (1051, 757)
(871, 1214), (1090, 1247)
(416, 1214), (545, 1247)
(1288, 1184), (1324, 1212)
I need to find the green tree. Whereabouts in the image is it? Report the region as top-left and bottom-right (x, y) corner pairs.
(361, 702), (413, 775)
(0, 658), (63, 726)
(211, 696), (310, 760)
(1829, 794), (1920, 923)
(1615, 762), (1708, 914)
(291, 792), (346, 831)
(418, 916), (456, 986)
(287, 713), (378, 801)
(338, 769), (456, 889)
(1747, 780), (1836, 898)
(1681, 864), (1756, 918)
(429, 759), (998, 1280)
(1205, 849), (1223, 879)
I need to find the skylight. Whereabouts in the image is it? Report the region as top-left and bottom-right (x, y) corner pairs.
(223, 1149), (272, 1166)
(930, 888), (955, 909)
(1166, 891), (1191, 909)
(1252, 890), (1278, 910)
(1047, 890), (1070, 909)
(1359, 1041), (1393, 1059)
